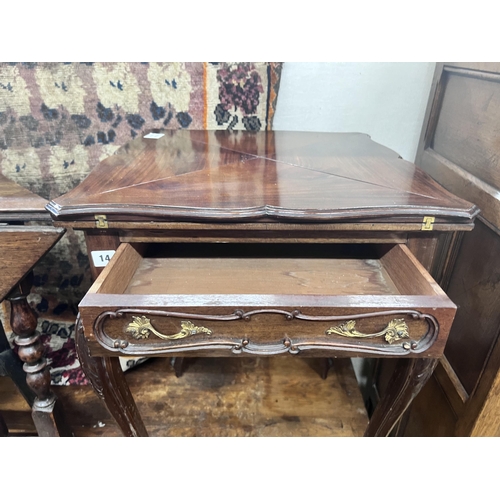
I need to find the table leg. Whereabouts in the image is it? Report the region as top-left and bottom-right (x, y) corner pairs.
(0, 319), (36, 406)
(0, 412), (8, 436)
(171, 357), (186, 378)
(364, 357), (439, 437)
(8, 272), (70, 436)
(75, 316), (148, 437)
(320, 358), (334, 380)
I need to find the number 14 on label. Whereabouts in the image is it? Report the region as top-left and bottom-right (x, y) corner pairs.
(91, 250), (116, 268)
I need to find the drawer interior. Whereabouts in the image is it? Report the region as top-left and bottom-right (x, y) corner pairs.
(82, 242), (455, 359)
(90, 242), (444, 298)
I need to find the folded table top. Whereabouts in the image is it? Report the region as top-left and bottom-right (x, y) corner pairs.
(0, 173), (49, 221)
(46, 130), (478, 228)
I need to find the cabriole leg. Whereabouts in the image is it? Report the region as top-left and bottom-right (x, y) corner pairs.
(75, 316), (148, 437)
(364, 357), (438, 437)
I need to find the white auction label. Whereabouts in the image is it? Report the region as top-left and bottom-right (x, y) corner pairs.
(143, 132), (165, 139)
(91, 250), (116, 268)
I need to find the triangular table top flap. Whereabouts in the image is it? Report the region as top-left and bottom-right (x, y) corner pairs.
(0, 173), (49, 220)
(47, 130), (479, 224)
(0, 226), (64, 301)
(0, 174), (64, 299)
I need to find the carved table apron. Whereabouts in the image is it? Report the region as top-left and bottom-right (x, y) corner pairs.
(47, 130), (478, 437)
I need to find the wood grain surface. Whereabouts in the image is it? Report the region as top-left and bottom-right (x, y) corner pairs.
(93, 242), (443, 298)
(126, 257), (399, 296)
(0, 173), (49, 220)
(433, 69), (500, 192)
(75, 241), (456, 359)
(0, 227), (64, 301)
(0, 357), (368, 437)
(47, 130), (478, 225)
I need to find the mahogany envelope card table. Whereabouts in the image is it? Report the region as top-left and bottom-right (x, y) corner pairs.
(0, 173), (66, 436)
(46, 130), (478, 437)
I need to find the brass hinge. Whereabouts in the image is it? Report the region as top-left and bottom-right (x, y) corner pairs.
(94, 214), (109, 229)
(421, 216), (435, 231)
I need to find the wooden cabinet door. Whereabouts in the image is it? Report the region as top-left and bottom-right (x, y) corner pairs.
(395, 63), (500, 436)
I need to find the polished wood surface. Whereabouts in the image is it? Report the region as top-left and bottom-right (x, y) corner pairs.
(47, 131), (477, 225)
(387, 62), (500, 436)
(0, 357), (368, 437)
(75, 317), (147, 437)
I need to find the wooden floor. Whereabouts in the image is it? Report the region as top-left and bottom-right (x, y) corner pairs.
(0, 357), (368, 437)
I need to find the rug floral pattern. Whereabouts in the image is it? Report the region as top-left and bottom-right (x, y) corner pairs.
(0, 62), (283, 385)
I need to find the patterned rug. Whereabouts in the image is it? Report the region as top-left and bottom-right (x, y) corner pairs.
(0, 62), (283, 385)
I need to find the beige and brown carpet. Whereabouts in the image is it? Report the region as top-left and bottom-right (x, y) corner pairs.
(0, 62), (283, 385)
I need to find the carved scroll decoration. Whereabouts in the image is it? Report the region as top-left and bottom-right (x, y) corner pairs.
(126, 316), (212, 340)
(326, 319), (410, 346)
(91, 308), (439, 357)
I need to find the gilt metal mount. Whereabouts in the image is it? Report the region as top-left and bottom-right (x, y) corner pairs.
(326, 318), (409, 345)
(94, 214), (108, 229)
(421, 216), (435, 231)
(126, 316), (212, 340)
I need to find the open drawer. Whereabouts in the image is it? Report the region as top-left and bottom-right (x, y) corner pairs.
(79, 242), (456, 358)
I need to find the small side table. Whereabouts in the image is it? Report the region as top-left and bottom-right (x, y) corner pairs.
(47, 130), (478, 437)
(0, 173), (66, 436)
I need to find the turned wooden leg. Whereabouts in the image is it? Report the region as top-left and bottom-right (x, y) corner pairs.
(364, 357), (438, 437)
(75, 316), (148, 437)
(8, 272), (70, 437)
(0, 319), (36, 406)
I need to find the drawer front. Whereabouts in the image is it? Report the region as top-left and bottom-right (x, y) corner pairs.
(80, 298), (454, 358)
(79, 242), (457, 358)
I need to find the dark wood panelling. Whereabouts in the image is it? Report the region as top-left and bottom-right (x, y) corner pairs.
(402, 370), (457, 437)
(389, 62), (500, 436)
(444, 219), (500, 395)
(433, 72), (500, 192)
